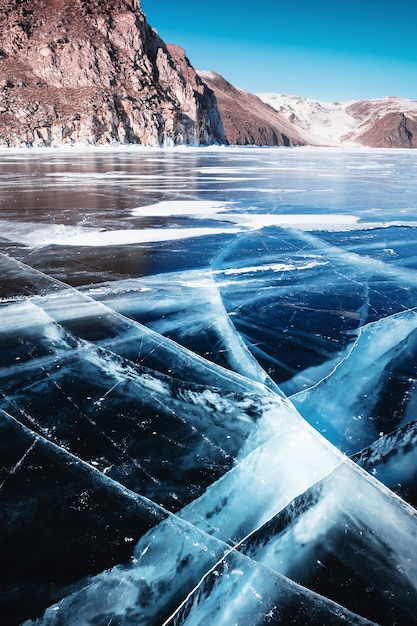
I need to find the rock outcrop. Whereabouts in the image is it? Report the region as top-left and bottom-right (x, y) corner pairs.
(258, 93), (417, 148)
(345, 99), (417, 148)
(198, 71), (307, 147)
(0, 0), (225, 147)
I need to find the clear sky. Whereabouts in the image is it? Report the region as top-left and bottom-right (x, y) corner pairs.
(141, 0), (417, 102)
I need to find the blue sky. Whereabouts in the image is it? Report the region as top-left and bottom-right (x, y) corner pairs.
(141, 0), (417, 102)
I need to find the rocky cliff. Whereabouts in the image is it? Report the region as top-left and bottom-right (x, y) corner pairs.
(0, 0), (225, 146)
(198, 71), (307, 147)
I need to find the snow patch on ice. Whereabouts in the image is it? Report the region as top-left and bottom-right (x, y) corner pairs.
(131, 200), (233, 216)
(215, 260), (327, 276)
(0, 218), (240, 248)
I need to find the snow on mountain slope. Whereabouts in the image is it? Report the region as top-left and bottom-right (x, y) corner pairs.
(256, 94), (357, 146)
(257, 93), (417, 148)
(346, 97), (417, 148)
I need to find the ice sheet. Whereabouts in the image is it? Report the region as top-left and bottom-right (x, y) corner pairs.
(2, 147), (417, 625)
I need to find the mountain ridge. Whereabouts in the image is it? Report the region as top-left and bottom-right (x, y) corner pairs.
(0, 0), (416, 148)
(197, 71), (307, 147)
(256, 92), (417, 148)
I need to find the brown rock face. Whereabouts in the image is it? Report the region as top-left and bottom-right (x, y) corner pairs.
(356, 112), (417, 148)
(345, 101), (417, 148)
(198, 71), (306, 146)
(0, 0), (225, 146)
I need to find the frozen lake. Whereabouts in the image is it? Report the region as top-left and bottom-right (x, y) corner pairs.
(2, 146), (417, 625)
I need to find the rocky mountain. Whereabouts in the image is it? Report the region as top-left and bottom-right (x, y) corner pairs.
(0, 0), (225, 147)
(257, 93), (417, 148)
(0, 0), (416, 150)
(346, 98), (417, 148)
(198, 71), (307, 147)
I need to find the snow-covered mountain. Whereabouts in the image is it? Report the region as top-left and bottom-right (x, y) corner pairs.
(257, 93), (417, 148)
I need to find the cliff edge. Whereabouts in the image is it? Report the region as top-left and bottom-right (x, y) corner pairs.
(0, 0), (225, 147)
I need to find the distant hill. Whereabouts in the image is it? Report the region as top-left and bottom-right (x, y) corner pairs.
(198, 71), (307, 147)
(257, 93), (417, 148)
(198, 70), (417, 148)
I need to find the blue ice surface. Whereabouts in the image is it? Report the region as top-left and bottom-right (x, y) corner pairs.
(1, 147), (417, 625)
